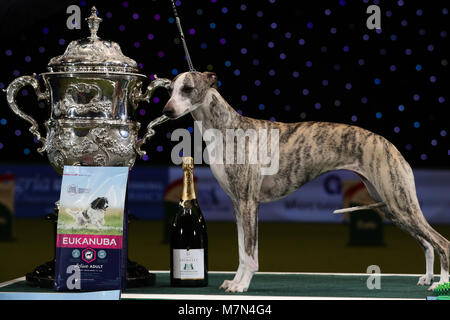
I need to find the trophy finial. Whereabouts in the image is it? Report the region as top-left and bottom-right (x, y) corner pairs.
(86, 6), (102, 40)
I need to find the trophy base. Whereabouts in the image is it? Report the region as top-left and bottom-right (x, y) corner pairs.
(25, 259), (155, 288)
(25, 259), (55, 288)
(127, 259), (156, 288)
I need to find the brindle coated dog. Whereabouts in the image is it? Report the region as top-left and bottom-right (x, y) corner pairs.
(162, 71), (449, 293)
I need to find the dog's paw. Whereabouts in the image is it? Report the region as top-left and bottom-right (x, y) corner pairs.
(417, 274), (433, 286)
(219, 280), (248, 293)
(427, 282), (441, 291)
(226, 283), (248, 293)
(219, 280), (233, 290)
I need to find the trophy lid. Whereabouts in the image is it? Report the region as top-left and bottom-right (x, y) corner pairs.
(47, 6), (139, 73)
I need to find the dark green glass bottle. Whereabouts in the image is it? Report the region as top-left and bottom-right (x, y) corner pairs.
(170, 157), (208, 287)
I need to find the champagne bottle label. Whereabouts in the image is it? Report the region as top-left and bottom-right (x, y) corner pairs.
(172, 249), (205, 279)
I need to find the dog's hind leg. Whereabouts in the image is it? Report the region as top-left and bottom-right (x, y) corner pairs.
(359, 175), (435, 285)
(220, 199), (259, 293)
(418, 224), (450, 289)
(416, 235), (435, 285)
(361, 162), (449, 290)
(384, 204), (449, 290)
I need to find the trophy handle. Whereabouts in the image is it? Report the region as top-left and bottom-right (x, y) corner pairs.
(133, 76), (172, 157)
(132, 76), (172, 104)
(5, 74), (49, 154)
(135, 114), (170, 157)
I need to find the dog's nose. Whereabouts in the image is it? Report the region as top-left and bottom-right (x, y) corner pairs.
(163, 108), (175, 118)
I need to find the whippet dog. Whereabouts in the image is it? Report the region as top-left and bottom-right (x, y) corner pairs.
(162, 71), (449, 293)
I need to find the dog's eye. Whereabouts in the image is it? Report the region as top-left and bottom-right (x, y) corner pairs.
(182, 86), (194, 93)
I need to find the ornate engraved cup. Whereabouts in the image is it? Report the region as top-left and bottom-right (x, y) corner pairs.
(5, 7), (170, 175)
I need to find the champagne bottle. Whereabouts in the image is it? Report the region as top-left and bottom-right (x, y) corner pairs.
(170, 157), (208, 287)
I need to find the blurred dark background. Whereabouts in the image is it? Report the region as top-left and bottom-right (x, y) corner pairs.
(0, 0), (448, 168)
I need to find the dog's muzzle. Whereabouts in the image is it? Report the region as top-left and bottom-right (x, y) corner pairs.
(162, 100), (177, 118)
(163, 99), (191, 119)
(163, 108), (176, 118)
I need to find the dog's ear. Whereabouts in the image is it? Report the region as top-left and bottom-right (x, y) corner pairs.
(91, 197), (107, 210)
(204, 72), (218, 89)
(91, 198), (101, 209)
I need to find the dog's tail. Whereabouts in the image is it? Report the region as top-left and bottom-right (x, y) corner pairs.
(333, 202), (385, 214)
(64, 208), (78, 217)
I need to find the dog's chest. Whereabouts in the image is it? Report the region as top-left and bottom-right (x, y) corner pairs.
(88, 209), (104, 221)
(209, 163), (236, 201)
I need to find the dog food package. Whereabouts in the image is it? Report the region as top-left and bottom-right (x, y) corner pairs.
(54, 166), (129, 291)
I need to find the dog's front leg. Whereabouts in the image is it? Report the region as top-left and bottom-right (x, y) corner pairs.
(220, 200), (259, 293)
(95, 219), (104, 230)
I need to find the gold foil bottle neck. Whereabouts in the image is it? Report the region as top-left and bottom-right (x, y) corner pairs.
(181, 156), (196, 202)
(182, 156), (194, 171)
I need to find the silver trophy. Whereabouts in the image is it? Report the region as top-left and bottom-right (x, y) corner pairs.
(5, 7), (170, 287)
(6, 6), (169, 175)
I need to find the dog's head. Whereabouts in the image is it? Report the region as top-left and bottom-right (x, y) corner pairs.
(91, 197), (109, 211)
(163, 71), (218, 119)
(85, 251), (94, 260)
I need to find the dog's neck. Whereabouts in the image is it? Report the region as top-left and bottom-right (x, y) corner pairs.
(191, 89), (241, 131)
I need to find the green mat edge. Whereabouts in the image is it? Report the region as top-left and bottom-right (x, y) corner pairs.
(0, 272), (435, 300)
